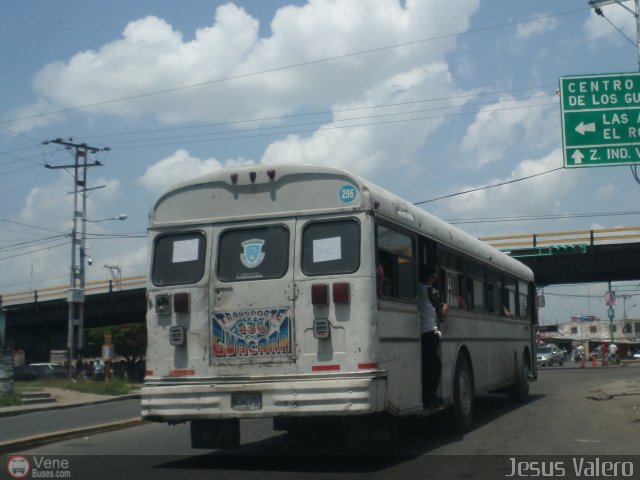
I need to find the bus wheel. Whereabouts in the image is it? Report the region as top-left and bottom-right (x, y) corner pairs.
(448, 354), (474, 433)
(508, 356), (530, 403)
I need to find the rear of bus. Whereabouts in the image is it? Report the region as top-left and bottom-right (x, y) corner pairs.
(140, 165), (387, 448)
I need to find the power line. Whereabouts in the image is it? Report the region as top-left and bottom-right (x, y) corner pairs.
(86, 85), (556, 142)
(414, 167), (565, 205)
(111, 100), (558, 151)
(0, 8), (585, 127)
(446, 209), (640, 225)
(0, 217), (67, 235)
(0, 234), (68, 253)
(0, 241), (68, 262)
(105, 94), (556, 148)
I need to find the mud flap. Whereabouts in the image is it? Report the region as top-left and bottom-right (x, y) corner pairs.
(190, 419), (240, 449)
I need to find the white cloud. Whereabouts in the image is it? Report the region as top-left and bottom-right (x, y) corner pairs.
(1, 173), (136, 291)
(18, 0), (479, 129)
(261, 63), (465, 175)
(595, 183), (617, 200)
(2, 99), (60, 134)
(442, 148), (576, 232)
(138, 149), (254, 193)
(458, 92), (558, 168)
(517, 14), (559, 39)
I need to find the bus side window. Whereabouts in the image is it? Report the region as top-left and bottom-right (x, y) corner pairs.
(503, 275), (517, 318)
(376, 224), (415, 301)
(444, 269), (463, 308)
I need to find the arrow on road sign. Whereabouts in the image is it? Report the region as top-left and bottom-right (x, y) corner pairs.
(575, 122), (596, 135)
(571, 150), (584, 164)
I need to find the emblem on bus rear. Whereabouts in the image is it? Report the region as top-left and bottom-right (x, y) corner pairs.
(240, 239), (265, 268)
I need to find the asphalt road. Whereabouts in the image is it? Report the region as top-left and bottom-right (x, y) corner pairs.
(0, 398), (140, 445)
(4, 365), (638, 479)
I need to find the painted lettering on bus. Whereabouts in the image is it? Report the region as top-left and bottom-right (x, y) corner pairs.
(211, 308), (291, 358)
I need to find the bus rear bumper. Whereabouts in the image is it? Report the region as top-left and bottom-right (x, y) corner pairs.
(141, 374), (386, 421)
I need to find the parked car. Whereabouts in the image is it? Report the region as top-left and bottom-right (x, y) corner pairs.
(28, 363), (66, 379)
(537, 344), (564, 367)
(14, 365), (39, 381)
(632, 351), (640, 360)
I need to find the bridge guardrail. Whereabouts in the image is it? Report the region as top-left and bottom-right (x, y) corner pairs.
(0, 275), (147, 307)
(479, 226), (640, 250)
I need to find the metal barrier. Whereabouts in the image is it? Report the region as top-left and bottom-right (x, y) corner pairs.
(0, 275), (147, 307)
(479, 226), (640, 250)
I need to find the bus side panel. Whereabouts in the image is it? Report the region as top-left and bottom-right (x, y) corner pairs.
(440, 312), (532, 399)
(376, 305), (422, 415)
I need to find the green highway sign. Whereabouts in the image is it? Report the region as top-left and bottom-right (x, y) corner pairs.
(560, 72), (640, 168)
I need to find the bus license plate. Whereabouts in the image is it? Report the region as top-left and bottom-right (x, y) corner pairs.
(231, 392), (262, 411)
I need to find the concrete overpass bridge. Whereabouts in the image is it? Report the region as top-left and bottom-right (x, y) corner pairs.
(2, 225), (640, 362)
(479, 225), (640, 286)
(0, 276), (146, 363)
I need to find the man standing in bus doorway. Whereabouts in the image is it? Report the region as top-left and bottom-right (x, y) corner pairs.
(419, 265), (449, 411)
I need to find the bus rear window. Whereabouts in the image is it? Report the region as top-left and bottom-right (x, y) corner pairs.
(301, 219), (360, 276)
(152, 232), (206, 286)
(218, 225), (289, 282)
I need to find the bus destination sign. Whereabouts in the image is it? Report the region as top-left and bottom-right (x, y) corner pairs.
(560, 72), (640, 168)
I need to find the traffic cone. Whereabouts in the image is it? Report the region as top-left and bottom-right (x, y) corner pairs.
(592, 355), (597, 368)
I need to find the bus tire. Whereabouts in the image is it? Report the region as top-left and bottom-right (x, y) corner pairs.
(508, 355), (530, 403)
(448, 354), (474, 433)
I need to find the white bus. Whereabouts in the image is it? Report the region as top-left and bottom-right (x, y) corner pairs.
(141, 164), (537, 449)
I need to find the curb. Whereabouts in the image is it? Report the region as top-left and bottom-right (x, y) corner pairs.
(0, 393), (140, 419)
(0, 417), (147, 454)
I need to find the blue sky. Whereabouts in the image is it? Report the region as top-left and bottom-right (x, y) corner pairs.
(2, 0), (640, 324)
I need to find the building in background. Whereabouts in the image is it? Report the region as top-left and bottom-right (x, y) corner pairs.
(539, 315), (640, 359)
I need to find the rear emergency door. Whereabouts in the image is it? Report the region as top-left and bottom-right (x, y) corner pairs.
(210, 221), (297, 366)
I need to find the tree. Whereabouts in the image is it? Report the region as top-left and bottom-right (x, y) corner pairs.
(85, 323), (147, 379)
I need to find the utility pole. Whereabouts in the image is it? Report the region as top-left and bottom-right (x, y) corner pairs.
(589, 0), (640, 71)
(589, 0), (640, 341)
(43, 138), (107, 380)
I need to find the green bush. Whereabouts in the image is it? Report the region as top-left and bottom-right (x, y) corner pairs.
(16, 378), (132, 396)
(0, 391), (22, 407)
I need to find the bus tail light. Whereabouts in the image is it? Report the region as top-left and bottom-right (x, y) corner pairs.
(333, 282), (350, 303)
(311, 284), (329, 305)
(174, 292), (190, 313)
